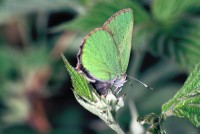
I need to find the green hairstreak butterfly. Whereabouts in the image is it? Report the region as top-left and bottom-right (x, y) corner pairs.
(76, 8), (134, 95)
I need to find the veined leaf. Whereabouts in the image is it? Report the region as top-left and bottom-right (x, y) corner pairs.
(61, 54), (94, 101)
(162, 63), (200, 127)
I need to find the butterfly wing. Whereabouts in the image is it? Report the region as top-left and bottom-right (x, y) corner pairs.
(77, 28), (121, 81)
(77, 8), (133, 82)
(102, 8), (134, 74)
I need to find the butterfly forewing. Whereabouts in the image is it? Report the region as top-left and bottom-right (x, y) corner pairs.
(102, 8), (133, 74)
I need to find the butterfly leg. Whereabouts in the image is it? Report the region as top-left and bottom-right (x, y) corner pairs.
(116, 88), (122, 95)
(113, 87), (122, 96)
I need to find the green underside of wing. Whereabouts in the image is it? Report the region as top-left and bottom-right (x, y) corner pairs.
(82, 29), (121, 81)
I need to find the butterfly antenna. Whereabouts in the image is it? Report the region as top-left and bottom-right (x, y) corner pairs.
(127, 76), (153, 90)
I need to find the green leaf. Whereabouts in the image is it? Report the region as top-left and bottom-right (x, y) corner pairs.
(55, 0), (150, 32)
(61, 54), (94, 101)
(162, 63), (200, 127)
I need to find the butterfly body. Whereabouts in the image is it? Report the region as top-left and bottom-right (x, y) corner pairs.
(77, 68), (127, 95)
(76, 8), (134, 95)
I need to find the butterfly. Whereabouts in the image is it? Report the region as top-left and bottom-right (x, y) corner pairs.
(75, 8), (134, 95)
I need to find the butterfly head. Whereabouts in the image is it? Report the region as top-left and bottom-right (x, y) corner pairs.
(113, 74), (127, 88)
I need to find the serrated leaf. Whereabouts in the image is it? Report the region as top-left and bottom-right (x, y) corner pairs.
(162, 63), (200, 127)
(61, 54), (94, 101)
(55, 0), (150, 32)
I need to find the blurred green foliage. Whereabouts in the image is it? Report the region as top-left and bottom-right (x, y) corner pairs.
(0, 0), (200, 134)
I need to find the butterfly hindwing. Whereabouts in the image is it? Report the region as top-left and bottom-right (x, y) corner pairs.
(78, 28), (121, 81)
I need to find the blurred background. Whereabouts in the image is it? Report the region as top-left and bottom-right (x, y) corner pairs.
(0, 0), (200, 134)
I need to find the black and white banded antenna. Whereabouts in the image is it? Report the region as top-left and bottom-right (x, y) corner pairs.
(127, 76), (153, 90)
